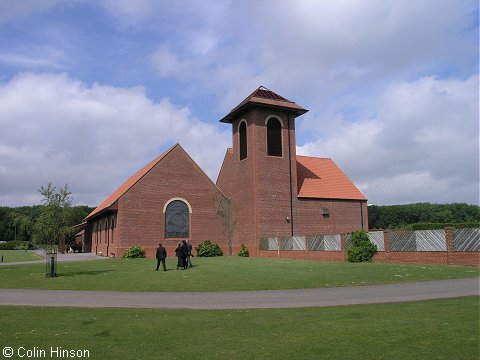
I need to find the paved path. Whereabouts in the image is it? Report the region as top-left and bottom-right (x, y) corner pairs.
(0, 278), (477, 309)
(0, 252), (109, 266)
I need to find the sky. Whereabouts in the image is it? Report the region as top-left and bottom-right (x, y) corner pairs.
(0, 0), (478, 207)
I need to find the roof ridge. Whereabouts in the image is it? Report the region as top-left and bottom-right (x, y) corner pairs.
(296, 155), (332, 160)
(220, 86), (308, 123)
(296, 156), (367, 201)
(176, 145), (228, 198)
(85, 143), (179, 219)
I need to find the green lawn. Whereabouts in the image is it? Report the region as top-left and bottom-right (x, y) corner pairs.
(0, 250), (41, 263)
(0, 297), (478, 360)
(0, 257), (478, 292)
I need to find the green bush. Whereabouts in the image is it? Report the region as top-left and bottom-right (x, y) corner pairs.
(123, 245), (145, 258)
(0, 241), (35, 250)
(347, 230), (377, 263)
(196, 240), (223, 257)
(238, 244), (249, 257)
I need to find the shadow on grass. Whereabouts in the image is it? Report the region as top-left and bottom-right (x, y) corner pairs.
(57, 270), (114, 277)
(94, 330), (110, 337)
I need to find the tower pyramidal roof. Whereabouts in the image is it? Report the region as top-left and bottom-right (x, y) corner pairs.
(219, 86), (308, 123)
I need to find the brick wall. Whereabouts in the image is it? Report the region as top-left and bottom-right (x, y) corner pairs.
(295, 198), (368, 235)
(216, 117), (257, 251)
(216, 107), (367, 253)
(102, 145), (227, 258)
(257, 230), (479, 266)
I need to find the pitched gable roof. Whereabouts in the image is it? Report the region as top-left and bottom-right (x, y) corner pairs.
(297, 156), (367, 201)
(85, 144), (177, 220)
(220, 86), (308, 123)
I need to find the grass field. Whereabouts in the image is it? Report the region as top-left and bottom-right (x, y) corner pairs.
(0, 257), (478, 291)
(0, 297), (478, 360)
(0, 250), (41, 263)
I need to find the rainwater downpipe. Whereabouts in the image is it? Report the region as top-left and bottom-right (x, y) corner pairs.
(287, 113), (294, 236)
(360, 201), (364, 230)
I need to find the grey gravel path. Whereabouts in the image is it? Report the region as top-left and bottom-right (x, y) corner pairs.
(0, 278), (477, 309)
(0, 252), (109, 266)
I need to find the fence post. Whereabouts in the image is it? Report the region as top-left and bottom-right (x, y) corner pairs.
(383, 231), (391, 262)
(445, 227), (455, 265)
(341, 234), (347, 261)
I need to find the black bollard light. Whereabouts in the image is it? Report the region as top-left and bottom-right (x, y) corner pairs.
(45, 248), (57, 277)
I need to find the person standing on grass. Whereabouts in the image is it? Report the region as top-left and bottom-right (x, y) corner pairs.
(175, 243), (184, 270)
(186, 240), (193, 268)
(181, 240), (189, 269)
(156, 243), (167, 271)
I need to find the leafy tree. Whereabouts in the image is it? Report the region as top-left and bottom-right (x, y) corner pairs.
(9, 211), (34, 242)
(368, 203), (480, 229)
(32, 183), (74, 245)
(215, 194), (236, 256)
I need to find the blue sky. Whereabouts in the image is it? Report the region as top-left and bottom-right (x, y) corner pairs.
(0, 0), (478, 207)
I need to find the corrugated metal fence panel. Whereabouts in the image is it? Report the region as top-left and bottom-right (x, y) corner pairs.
(454, 228), (480, 252)
(368, 231), (385, 251)
(259, 237), (268, 250)
(259, 237), (277, 250)
(307, 236), (324, 251)
(281, 236), (305, 251)
(344, 234), (353, 249)
(292, 236), (306, 250)
(281, 237), (293, 250)
(390, 230), (416, 251)
(415, 229), (446, 251)
(268, 237), (280, 250)
(324, 234), (341, 251)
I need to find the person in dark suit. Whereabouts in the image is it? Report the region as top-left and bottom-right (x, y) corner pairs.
(175, 243), (184, 270)
(156, 243), (167, 271)
(181, 240), (189, 269)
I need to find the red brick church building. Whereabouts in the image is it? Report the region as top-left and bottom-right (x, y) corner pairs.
(82, 87), (367, 257)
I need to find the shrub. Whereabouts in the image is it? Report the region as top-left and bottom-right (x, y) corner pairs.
(0, 241), (35, 250)
(347, 230), (377, 263)
(196, 240), (223, 257)
(123, 245), (145, 258)
(238, 244), (249, 257)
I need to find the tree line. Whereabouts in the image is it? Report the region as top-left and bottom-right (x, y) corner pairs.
(0, 183), (93, 246)
(368, 202), (480, 230)
(1, 193), (479, 244)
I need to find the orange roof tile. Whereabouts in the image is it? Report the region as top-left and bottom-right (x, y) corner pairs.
(220, 86), (308, 123)
(297, 156), (367, 201)
(85, 144), (178, 220)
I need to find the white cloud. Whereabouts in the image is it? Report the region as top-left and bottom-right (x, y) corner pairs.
(0, 72), (229, 206)
(0, 0), (61, 24)
(297, 75), (479, 205)
(0, 48), (65, 69)
(145, 0), (477, 113)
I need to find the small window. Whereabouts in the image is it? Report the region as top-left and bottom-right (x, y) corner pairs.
(267, 118), (282, 156)
(165, 200), (189, 238)
(239, 121), (247, 160)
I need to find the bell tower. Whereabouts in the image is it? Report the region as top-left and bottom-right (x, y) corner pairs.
(217, 87), (308, 249)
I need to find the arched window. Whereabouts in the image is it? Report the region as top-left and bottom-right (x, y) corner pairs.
(239, 120), (247, 160)
(165, 200), (189, 238)
(267, 117), (282, 157)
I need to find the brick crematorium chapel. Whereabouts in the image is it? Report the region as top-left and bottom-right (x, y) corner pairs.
(80, 87), (368, 257)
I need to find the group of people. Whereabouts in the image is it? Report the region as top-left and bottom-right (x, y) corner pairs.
(155, 240), (193, 271)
